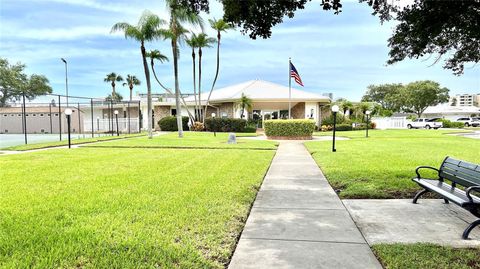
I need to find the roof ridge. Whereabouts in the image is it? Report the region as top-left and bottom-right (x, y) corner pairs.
(229, 80), (257, 99)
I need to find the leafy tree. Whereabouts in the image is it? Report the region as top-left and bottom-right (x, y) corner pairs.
(403, 80), (449, 118)
(235, 93), (253, 119)
(104, 72), (123, 98)
(111, 10), (165, 139)
(355, 102), (372, 122)
(203, 18), (233, 123)
(361, 83), (403, 112)
(105, 92), (123, 102)
(178, 0), (479, 74)
(164, 0), (204, 138)
(123, 75), (141, 101)
(339, 100), (353, 119)
(0, 58), (52, 107)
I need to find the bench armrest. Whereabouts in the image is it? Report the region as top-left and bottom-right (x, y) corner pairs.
(415, 166), (440, 179)
(466, 186), (480, 202)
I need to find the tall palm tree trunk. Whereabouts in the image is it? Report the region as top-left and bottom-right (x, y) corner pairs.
(198, 47), (203, 121)
(191, 49), (198, 121)
(172, 39), (183, 138)
(112, 81), (116, 97)
(141, 41), (153, 139)
(129, 85), (133, 101)
(203, 31), (221, 123)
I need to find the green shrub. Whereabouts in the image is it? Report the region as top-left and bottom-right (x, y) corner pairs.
(158, 116), (189, 131)
(204, 118), (247, 132)
(439, 119), (464, 128)
(335, 124), (353, 131)
(243, 126), (257, 133)
(264, 119), (316, 137)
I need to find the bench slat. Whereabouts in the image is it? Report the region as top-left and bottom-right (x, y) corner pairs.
(440, 158), (480, 187)
(413, 178), (480, 206)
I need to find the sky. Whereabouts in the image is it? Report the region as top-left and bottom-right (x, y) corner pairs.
(1, 0), (479, 102)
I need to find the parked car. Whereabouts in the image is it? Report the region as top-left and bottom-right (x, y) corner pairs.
(407, 118), (443, 129)
(456, 117), (480, 127)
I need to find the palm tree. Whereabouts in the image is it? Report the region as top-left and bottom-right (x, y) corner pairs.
(195, 33), (216, 121)
(358, 102), (372, 122)
(164, 0), (204, 138)
(340, 100), (353, 119)
(236, 93), (253, 119)
(186, 33), (199, 120)
(203, 18), (233, 123)
(111, 10), (165, 139)
(147, 49), (195, 122)
(106, 92), (123, 102)
(123, 75), (141, 101)
(104, 72), (123, 98)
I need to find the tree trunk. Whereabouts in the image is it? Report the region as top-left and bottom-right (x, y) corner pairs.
(203, 31), (221, 124)
(198, 47), (203, 121)
(112, 81), (116, 98)
(192, 49), (198, 121)
(172, 38), (183, 138)
(140, 41), (153, 139)
(129, 85), (133, 101)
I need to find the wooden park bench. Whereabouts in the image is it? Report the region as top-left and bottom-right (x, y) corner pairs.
(412, 156), (480, 239)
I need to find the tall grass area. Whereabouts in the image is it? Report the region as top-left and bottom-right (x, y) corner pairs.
(305, 129), (480, 198)
(0, 146), (274, 268)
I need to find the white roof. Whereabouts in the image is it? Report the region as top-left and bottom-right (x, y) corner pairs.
(186, 80), (330, 102)
(424, 104), (480, 114)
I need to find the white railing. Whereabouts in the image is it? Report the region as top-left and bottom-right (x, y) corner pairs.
(84, 118), (140, 133)
(372, 117), (408, 129)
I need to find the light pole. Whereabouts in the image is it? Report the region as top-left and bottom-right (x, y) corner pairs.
(61, 58), (69, 106)
(65, 108), (72, 148)
(365, 110), (371, 138)
(331, 105), (339, 152)
(114, 110), (119, 136)
(211, 113), (216, 137)
(96, 117), (100, 135)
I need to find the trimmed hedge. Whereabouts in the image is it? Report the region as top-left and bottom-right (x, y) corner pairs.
(439, 119), (464, 128)
(335, 124), (353, 131)
(204, 118), (247, 132)
(158, 116), (189, 131)
(264, 119), (316, 137)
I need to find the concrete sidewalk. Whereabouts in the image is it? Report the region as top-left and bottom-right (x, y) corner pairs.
(229, 141), (382, 269)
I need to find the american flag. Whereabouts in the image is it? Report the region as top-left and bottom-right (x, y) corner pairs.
(290, 62), (304, 87)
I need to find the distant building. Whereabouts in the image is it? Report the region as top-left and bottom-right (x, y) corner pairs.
(0, 106), (84, 134)
(450, 93), (480, 107)
(423, 104), (480, 121)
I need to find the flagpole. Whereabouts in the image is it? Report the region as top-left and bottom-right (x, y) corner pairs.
(288, 57), (291, 119)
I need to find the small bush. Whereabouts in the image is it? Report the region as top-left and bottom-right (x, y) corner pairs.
(158, 116), (189, 131)
(321, 125), (333, 132)
(335, 124), (353, 131)
(264, 119), (316, 137)
(243, 126), (257, 133)
(439, 119), (464, 128)
(204, 118), (247, 132)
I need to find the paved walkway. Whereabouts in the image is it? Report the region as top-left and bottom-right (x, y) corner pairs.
(344, 199), (480, 247)
(229, 141), (382, 269)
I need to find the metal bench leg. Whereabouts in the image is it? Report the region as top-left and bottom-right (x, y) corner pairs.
(462, 219), (480, 240)
(413, 189), (429, 204)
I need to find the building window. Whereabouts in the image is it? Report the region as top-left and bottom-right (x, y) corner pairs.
(18, 114), (21, 116)
(10, 114), (14, 116)
(171, 109), (177, 116)
(55, 113), (59, 117)
(40, 114), (44, 116)
(33, 114), (36, 116)
(3, 114), (7, 117)
(124, 111), (127, 118)
(279, 110), (288, 119)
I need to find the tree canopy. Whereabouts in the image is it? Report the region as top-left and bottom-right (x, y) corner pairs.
(178, 0), (480, 75)
(361, 80), (450, 117)
(0, 58), (52, 107)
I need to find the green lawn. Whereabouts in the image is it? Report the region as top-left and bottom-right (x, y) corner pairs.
(0, 143), (275, 267)
(305, 129), (480, 198)
(1, 133), (146, 151)
(84, 132), (278, 150)
(373, 243), (480, 269)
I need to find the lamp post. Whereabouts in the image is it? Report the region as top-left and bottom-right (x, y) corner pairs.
(65, 108), (72, 148)
(61, 58), (69, 106)
(365, 110), (371, 138)
(331, 105), (339, 152)
(114, 110), (119, 136)
(211, 113), (216, 137)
